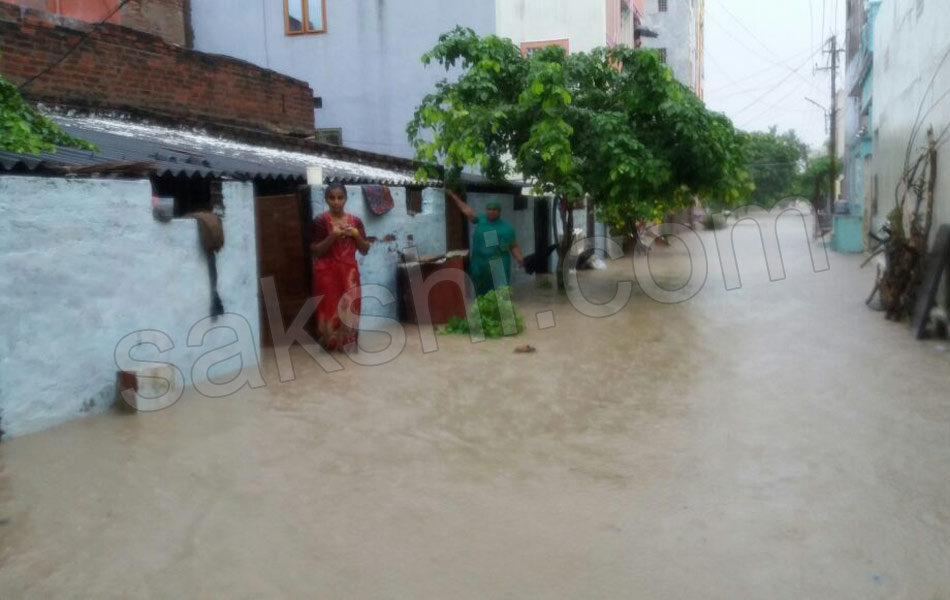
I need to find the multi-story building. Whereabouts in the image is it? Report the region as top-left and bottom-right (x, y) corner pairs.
(640, 0), (704, 96)
(190, 0), (646, 159)
(498, 0), (642, 55)
(839, 0), (881, 253)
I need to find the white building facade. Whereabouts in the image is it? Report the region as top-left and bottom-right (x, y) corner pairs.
(868, 0), (950, 318)
(191, 0), (644, 159)
(640, 0), (705, 96)
(495, 0), (639, 55)
(872, 0), (950, 243)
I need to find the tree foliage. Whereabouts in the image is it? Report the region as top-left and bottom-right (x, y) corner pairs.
(742, 127), (808, 208)
(407, 27), (749, 231)
(1, 73), (96, 154)
(794, 153), (841, 209)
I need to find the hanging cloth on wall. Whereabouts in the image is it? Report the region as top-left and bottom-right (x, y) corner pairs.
(192, 212), (225, 319)
(362, 185), (395, 215)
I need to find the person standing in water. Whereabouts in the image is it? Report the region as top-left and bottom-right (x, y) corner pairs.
(311, 183), (371, 350)
(447, 189), (524, 296)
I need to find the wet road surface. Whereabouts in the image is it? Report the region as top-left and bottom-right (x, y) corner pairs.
(1, 215), (949, 599)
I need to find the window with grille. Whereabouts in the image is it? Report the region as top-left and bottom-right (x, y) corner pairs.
(407, 189), (423, 215)
(658, 0), (668, 12)
(658, 48), (668, 64)
(285, 0), (327, 35)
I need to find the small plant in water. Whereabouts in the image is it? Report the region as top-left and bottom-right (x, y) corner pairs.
(441, 286), (526, 338)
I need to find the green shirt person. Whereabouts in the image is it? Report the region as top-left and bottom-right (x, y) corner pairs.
(448, 190), (525, 296)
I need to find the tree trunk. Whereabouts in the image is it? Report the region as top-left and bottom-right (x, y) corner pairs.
(555, 197), (575, 291)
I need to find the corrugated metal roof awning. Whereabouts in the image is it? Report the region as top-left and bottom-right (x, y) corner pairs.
(0, 116), (438, 186)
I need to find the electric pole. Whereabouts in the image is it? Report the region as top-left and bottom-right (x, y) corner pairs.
(817, 35), (841, 214)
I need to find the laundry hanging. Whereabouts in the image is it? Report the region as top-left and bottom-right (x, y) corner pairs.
(362, 185), (395, 215)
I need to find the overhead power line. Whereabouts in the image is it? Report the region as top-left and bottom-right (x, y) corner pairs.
(710, 0), (816, 89)
(706, 47), (817, 95)
(809, 0), (815, 52)
(18, 0), (134, 91)
(732, 45), (824, 119)
(739, 77), (816, 128)
(714, 75), (813, 102)
(821, 0), (827, 41)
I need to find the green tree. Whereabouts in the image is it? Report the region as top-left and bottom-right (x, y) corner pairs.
(407, 27), (749, 288)
(794, 153), (841, 211)
(1, 73), (95, 153)
(743, 127), (808, 208)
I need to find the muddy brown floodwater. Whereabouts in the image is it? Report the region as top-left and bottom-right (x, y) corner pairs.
(1, 216), (949, 599)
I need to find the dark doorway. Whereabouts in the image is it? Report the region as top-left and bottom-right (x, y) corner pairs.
(446, 193), (471, 252)
(534, 198), (551, 274)
(255, 189), (313, 347)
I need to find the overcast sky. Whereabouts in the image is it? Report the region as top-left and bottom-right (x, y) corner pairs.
(704, 0), (847, 150)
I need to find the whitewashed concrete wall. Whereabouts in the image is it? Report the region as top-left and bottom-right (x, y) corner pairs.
(873, 0), (950, 243)
(641, 0), (702, 94)
(309, 186), (447, 329)
(0, 177), (260, 437)
(550, 200), (600, 269)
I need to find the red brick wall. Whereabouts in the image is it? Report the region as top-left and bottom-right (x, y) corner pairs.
(0, 3), (315, 135)
(0, 0), (186, 46)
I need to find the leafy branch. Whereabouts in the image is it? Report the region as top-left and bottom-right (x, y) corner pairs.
(1, 73), (96, 154)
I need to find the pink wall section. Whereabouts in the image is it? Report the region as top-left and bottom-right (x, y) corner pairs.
(606, 0), (641, 47)
(606, 0), (620, 45)
(0, 0), (121, 24)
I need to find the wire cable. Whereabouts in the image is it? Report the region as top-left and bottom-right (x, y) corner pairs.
(705, 46), (817, 94)
(740, 76), (815, 128)
(809, 0), (815, 52)
(711, 0), (815, 89)
(904, 43), (950, 169)
(18, 0), (135, 91)
(732, 45), (824, 119)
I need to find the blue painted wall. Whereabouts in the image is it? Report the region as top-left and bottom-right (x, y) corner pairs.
(0, 178), (261, 437)
(833, 214), (865, 253)
(841, 0), (881, 251)
(309, 185), (447, 330)
(191, 0), (497, 159)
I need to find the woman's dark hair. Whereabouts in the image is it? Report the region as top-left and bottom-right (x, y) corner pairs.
(324, 183), (347, 198)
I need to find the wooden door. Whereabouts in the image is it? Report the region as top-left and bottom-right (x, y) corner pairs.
(255, 191), (313, 347)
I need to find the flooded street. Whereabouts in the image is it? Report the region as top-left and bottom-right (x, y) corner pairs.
(2, 216), (949, 599)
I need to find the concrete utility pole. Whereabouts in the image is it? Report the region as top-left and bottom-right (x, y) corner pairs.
(817, 35), (841, 213)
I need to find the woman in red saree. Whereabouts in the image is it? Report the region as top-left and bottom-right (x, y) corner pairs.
(311, 184), (371, 350)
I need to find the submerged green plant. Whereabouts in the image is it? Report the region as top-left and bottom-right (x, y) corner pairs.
(441, 286), (525, 339)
